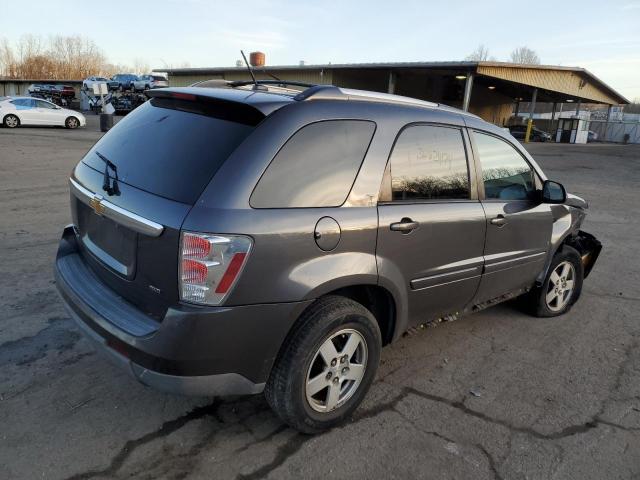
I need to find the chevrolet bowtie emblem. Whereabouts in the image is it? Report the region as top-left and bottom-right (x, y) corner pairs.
(90, 195), (105, 216)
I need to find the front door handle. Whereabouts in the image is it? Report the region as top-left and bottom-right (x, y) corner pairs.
(490, 214), (507, 227)
(390, 218), (419, 233)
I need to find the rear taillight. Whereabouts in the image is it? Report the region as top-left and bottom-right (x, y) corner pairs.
(179, 232), (252, 305)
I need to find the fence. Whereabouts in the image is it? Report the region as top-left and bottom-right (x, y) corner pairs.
(588, 120), (640, 144)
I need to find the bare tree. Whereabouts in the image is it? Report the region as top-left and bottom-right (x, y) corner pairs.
(0, 35), (181, 80)
(132, 58), (150, 75)
(465, 44), (494, 61)
(509, 46), (541, 65)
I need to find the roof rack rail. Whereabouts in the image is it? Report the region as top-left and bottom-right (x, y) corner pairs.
(228, 80), (317, 89)
(295, 85), (439, 109)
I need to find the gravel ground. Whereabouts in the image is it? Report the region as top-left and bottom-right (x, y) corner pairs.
(1, 117), (639, 479)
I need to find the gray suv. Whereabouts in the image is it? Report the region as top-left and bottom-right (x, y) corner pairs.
(54, 81), (601, 433)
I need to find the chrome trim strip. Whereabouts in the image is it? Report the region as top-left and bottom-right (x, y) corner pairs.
(69, 178), (164, 237)
(410, 266), (482, 290)
(483, 251), (546, 274)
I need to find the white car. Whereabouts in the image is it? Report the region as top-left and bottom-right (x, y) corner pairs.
(132, 74), (169, 91)
(0, 96), (86, 129)
(83, 76), (117, 91)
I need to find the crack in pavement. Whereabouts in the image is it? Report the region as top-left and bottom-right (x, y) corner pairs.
(392, 403), (504, 480)
(58, 337), (640, 480)
(63, 400), (223, 480)
(235, 433), (311, 480)
(477, 444), (504, 480)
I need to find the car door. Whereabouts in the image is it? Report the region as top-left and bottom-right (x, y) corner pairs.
(376, 124), (486, 326)
(11, 98), (38, 124)
(470, 130), (552, 304)
(35, 99), (63, 125)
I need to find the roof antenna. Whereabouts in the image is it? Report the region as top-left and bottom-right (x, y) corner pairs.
(240, 50), (259, 89)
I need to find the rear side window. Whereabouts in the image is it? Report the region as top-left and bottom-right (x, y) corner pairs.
(388, 125), (470, 201)
(473, 131), (536, 200)
(11, 99), (35, 108)
(82, 99), (256, 204)
(250, 120), (376, 208)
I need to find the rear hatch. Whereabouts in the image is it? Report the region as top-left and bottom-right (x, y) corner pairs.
(70, 92), (264, 320)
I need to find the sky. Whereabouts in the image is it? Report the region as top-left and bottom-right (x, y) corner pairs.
(2, 0), (639, 100)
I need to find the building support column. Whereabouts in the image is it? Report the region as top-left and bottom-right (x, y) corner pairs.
(462, 74), (474, 112)
(605, 104), (613, 141)
(387, 71), (396, 94)
(525, 88), (538, 143)
(514, 101), (520, 117)
(550, 102), (557, 135)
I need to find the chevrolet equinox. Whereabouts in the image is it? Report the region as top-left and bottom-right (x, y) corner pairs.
(54, 81), (601, 433)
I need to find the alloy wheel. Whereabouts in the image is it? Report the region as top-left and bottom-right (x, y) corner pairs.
(305, 329), (368, 413)
(5, 115), (18, 128)
(546, 261), (576, 312)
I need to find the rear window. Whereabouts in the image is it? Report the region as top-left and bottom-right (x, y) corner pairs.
(82, 99), (256, 204)
(152, 76), (167, 81)
(250, 120), (376, 208)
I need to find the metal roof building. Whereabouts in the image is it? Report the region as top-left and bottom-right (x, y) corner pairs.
(160, 61), (629, 126)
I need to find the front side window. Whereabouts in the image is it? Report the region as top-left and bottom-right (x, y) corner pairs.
(473, 131), (535, 200)
(251, 120), (376, 208)
(388, 125), (470, 201)
(36, 100), (56, 109)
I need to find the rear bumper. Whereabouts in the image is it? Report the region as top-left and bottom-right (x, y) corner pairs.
(54, 225), (312, 396)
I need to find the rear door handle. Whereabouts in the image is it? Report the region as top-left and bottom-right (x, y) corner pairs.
(390, 218), (419, 233)
(490, 214), (507, 227)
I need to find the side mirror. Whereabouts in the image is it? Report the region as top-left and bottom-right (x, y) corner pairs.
(542, 180), (566, 204)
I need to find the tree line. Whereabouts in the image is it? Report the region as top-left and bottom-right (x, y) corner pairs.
(0, 35), (157, 80)
(465, 44), (541, 64)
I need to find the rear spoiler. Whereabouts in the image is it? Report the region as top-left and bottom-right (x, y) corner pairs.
(145, 89), (265, 126)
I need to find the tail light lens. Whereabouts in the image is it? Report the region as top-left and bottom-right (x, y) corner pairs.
(179, 232), (252, 305)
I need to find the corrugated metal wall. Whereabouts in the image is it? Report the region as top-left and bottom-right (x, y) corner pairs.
(477, 65), (619, 105)
(168, 69), (332, 87)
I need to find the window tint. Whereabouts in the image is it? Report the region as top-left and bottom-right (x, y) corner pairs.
(388, 125), (470, 201)
(251, 120), (375, 208)
(11, 99), (34, 108)
(82, 100), (256, 204)
(474, 132), (535, 200)
(36, 100), (56, 109)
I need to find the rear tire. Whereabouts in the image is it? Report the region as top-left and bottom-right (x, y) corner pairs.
(3, 114), (19, 128)
(527, 246), (583, 317)
(265, 295), (382, 434)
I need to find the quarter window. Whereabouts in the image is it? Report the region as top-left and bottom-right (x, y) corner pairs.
(388, 125), (470, 201)
(473, 132), (536, 200)
(251, 120), (376, 208)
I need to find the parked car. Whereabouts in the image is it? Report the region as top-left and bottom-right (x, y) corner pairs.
(111, 73), (140, 91)
(509, 124), (552, 142)
(83, 76), (118, 92)
(133, 74), (169, 91)
(54, 82), (601, 433)
(588, 130), (598, 142)
(54, 84), (76, 100)
(27, 84), (47, 94)
(1, 96), (85, 128)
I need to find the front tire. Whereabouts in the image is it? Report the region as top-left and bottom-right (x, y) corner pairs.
(3, 114), (20, 128)
(65, 117), (80, 129)
(265, 296), (382, 434)
(528, 246), (583, 317)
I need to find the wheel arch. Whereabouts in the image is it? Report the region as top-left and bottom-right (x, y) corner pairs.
(3, 113), (21, 126)
(536, 206), (588, 285)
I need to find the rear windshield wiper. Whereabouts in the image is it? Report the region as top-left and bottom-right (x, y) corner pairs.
(95, 151), (120, 196)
